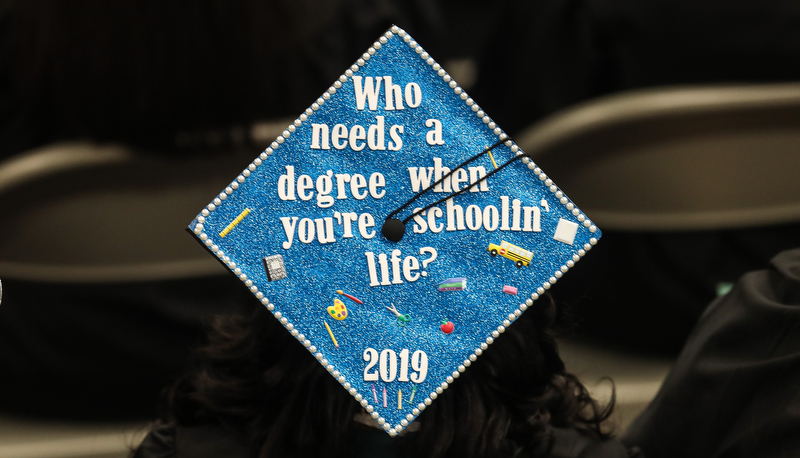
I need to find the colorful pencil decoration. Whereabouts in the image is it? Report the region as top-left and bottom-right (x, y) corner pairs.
(383, 386), (388, 408)
(487, 149), (498, 170)
(371, 384), (378, 404)
(324, 321), (338, 348)
(398, 390), (403, 410)
(219, 208), (251, 238)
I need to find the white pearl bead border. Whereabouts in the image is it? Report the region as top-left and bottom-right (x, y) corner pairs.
(189, 25), (599, 437)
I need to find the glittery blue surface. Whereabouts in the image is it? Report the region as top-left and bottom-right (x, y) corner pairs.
(189, 27), (600, 435)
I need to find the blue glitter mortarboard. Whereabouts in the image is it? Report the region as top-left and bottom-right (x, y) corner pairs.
(188, 26), (600, 436)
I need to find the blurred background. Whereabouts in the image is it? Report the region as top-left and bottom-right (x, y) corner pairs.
(1, 0), (799, 456)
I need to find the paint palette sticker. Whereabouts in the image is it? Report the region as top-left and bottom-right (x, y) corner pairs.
(188, 26), (600, 436)
(328, 298), (349, 320)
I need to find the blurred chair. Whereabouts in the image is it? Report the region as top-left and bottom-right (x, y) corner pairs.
(515, 83), (800, 429)
(0, 134), (288, 283)
(0, 141), (232, 282)
(515, 83), (800, 231)
(0, 121), (289, 458)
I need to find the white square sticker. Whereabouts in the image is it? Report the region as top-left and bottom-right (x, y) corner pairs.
(554, 218), (579, 245)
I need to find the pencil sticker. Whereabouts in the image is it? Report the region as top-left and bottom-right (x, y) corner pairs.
(219, 208), (251, 238)
(324, 321), (339, 348)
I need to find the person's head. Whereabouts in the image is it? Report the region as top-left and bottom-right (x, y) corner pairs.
(159, 290), (613, 458)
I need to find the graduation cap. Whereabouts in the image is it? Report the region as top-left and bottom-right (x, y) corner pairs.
(188, 26), (600, 436)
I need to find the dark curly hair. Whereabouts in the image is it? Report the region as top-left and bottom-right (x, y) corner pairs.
(153, 290), (615, 458)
